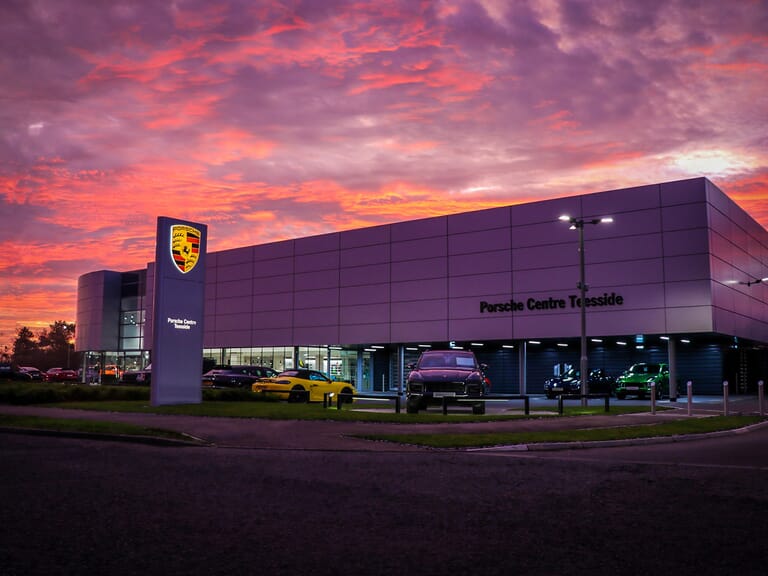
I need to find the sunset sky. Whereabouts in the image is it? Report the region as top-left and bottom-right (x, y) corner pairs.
(2, 0), (767, 352)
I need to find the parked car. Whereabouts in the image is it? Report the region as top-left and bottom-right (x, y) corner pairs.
(44, 368), (80, 382)
(202, 365), (278, 389)
(102, 364), (121, 380)
(544, 367), (615, 398)
(120, 364), (152, 385)
(614, 362), (669, 399)
(14, 366), (44, 381)
(251, 369), (357, 402)
(0, 362), (13, 379)
(405, 349), (489, 414)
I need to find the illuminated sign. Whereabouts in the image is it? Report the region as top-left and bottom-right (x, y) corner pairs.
(170, 224), (201, 273)
(152, 217), (207, 406)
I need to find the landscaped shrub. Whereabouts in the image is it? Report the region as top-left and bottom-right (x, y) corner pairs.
(0, 381), (277, 404)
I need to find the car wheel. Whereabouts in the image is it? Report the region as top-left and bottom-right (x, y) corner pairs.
(472, 402), (485, 415)
(288, 385), (307, 403)
(406, 397), (420, 414)
(616, 390), (626, 400)
(340, 387), (353, 404)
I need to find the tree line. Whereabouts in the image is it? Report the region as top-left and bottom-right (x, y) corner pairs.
(3, 321), (77, 371)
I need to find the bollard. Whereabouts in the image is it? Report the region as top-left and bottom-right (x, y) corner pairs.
(759, 380), (765, 417)
(723, 380), (729, 416)
(650, 382), (656, 415)
(687, 381), (693, 416)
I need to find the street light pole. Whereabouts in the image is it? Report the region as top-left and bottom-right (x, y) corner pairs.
(559, 215), (613, 407)
(578, 221), (587, 407)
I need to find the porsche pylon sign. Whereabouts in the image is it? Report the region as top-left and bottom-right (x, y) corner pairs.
(152, 217), (207, 406)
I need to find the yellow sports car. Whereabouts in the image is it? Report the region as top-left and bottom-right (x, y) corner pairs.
(252, 369), (357, 403)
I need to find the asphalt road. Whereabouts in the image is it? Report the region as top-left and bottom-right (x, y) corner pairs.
(2, 427), (767, 576)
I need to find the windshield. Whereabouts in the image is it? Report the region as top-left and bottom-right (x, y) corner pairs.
(418, 352), (477, 370)
(628, 363), (660, 375)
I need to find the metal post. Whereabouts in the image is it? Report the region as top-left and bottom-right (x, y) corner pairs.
(578, 223), (588, 407)
(758, 380), (764, 416)
(723, 380), (729, 416)
(687, 381), (693, 416)
(668, 338), (678, 401)
(650, 382), (656, 415)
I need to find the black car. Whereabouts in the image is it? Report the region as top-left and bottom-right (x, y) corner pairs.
(13, 366), (44, 381)
(406, 349), (489, 414)
(202, 365), (278, 389)
(544, 367), (615, 398)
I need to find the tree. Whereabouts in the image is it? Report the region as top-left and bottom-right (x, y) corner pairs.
(38, 321), (76, 369)
(12, 326), (38, 367)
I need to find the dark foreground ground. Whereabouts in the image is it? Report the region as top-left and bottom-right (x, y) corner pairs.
(2, 431), (767, 576)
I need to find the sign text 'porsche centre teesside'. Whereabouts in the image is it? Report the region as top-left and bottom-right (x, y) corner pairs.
(480, 292), (624, 314)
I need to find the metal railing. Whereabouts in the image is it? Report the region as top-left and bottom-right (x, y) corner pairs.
(325, 392), (401, 413)
(557, 393), (610, 414)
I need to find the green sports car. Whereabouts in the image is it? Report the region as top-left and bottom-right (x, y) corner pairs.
(614, 362), (669, 399)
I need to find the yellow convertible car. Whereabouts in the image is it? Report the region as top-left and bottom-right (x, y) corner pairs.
(252, 369), (357, 403)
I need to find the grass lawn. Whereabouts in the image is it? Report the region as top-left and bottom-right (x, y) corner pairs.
(351, 416), (766, 448)
(0, 414), (200, 444)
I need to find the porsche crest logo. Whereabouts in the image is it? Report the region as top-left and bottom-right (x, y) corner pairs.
(170, 225), (201, 274)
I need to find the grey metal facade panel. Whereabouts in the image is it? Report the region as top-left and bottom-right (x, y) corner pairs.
(581, 183), (661, 216)
(294, 232), (339, 254)
(294, 269), (339, 290)
(450, 273), (510, 298)
(216, 279), (254, 299)
(215, 246), (254, 266)
(252, 310), (294, 329)
(214, 312), (252, 331)
(253, 274), (293, 295)
(340, 223), (390, 248)
(340, 243), (390, 267)
(391, 257), (447, 281)
(391, 215), (447, 242)
(449, 317), (513, 341)
(253, 239), (293, 261)
(448, 227), (512, 256)
(293, 325), (340, 345)
(340, 283), (390, 306)
(251, 327), (293, 346)
(294, 287), (339, 309)
(340, 323), (391, 343)
(391, 236), (447, 261)
(662, 228), (710, 257)
(510, 195), (580, 226)
(295, 249), (340, 272)
(447, 206), (510, 234)
(663, 254), (711, 282)
(450, 249), (511, 275)
(216, 262), (255, 282)
(662, 203), (709, 231)
(660, 177), (708, 206)
(252, 291), (293, 310)
(339, 263), (389, 287)
(390, 319), (447, 342)
(392, 277), (448, 301)
(340, 303), (390, 325)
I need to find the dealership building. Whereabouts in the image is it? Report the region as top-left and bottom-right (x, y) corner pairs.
(76, 177), (768, 396)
